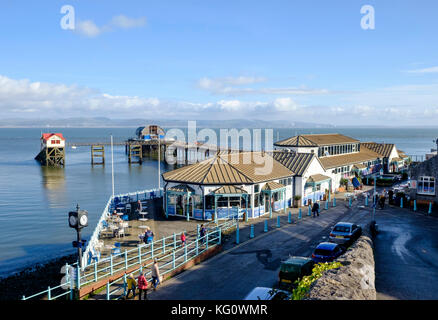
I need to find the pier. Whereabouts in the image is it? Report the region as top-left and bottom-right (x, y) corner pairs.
(35, 133), (65, 167)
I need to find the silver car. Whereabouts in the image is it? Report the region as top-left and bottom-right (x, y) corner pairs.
(329, 222), (362, 245)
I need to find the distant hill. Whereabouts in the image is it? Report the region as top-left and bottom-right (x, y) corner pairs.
(0, 117), (335, 129)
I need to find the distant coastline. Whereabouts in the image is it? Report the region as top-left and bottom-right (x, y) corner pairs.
(1, 118), (437, 129)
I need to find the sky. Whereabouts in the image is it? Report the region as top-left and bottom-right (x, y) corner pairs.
(1, 0), (438, 125)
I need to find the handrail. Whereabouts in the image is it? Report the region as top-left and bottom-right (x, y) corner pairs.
(105, 228), (222, 300)
(23, 187), (235, 300)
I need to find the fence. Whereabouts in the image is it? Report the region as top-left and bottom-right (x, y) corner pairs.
(105, 227), (222, 300)
(22, 188), (163, 300)
(22, 193), (236, 301)
(82, 188), (163, 268)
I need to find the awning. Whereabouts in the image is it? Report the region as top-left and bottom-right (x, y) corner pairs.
(262, 181), (286, 191)
(352, 163), (367, 170)
(167, 184), (195, 193)
(306, 174), (331, 184)
(211, 185), (248, 195)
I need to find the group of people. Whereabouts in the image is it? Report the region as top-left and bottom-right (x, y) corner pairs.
(143, 227), (154, 244)
(126, 258), (162, 300)
(373, 189), (387, 210)
(311, 201), (320, 218)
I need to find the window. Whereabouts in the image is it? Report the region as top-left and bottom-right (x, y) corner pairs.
(417, 176), (435, 195)
(254, 185), (259, 193)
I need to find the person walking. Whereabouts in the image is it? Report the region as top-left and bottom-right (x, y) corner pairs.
(312, 201), (320, 217)
(199, 224), (206, 243)
(136, 200), (142, 214)
(137, 271), (148, 300)
(180, 232), (186, 246)
(126, 273), (137, 299)
(379, 189), (386, 209)
(151, 259), (161, 291)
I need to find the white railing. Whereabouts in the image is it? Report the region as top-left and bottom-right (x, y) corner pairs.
(81, 188), (163, 268)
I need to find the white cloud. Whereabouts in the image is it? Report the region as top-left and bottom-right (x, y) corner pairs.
(406, 66), (438, 74)
(273, 97), (298, 111)
(3, 74), (438, 125)
(75, 20), (102, 38)
(74, 15), (146, 38)
(197, 76), (329, 96)
(110, 15), (147, 29)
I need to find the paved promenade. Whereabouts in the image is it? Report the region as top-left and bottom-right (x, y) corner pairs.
(146, 199), (371, 300)
(374, 205), (438, 299)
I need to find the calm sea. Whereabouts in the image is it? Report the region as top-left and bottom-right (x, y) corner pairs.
(0, 127), (435, 277)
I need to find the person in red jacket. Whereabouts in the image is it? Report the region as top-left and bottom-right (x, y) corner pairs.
(137, 271), (148, 300)
(180, 232), (186, 246)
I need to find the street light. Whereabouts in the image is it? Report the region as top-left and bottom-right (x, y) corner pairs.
(69, 204), (88, 269)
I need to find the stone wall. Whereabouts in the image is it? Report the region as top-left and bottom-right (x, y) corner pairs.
(306, 224), (376, 300)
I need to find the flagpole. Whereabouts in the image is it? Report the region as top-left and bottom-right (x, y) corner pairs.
(158, 138), (161, 190)
(111, 135), (115, 198)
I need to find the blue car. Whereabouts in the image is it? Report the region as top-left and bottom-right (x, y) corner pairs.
(311, 242), (344, 263)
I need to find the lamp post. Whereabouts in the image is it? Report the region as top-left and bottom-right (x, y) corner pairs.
(373, 175), (377, 222)
(69, 204), (88, 269)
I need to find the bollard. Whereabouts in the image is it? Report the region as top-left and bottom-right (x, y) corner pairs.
(428, 202), (432, 215)
(365, 194), (368, 206)
(264, 220), (268, 232)
(288, 211), (292, 224)
(277, 216), (280, 228)
(414, 200), (417, 211)
(123, 274), (127, 297)
(106, 281), (110, 300)
(328, 193), (331, 202)
(325, 201), (328, 210)
(206, 233), (209, 250)
(236, 223), (240, 244)
(349, 197), (352, 208)
(400, 197), (403, 208)
(333, 197), (336, 207)
(307, 205), (311, 216)
(110, 255), (113, 275)
(298, 208), (302, 219)
(250, 224), (254, 238)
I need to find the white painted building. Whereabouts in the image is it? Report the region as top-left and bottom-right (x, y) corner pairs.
(41, 133), (65, 148)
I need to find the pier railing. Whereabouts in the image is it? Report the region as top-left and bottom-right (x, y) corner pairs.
(82, 188), (163, 268)
(22, 222), (226, 300)
(104, 228), (222, 300)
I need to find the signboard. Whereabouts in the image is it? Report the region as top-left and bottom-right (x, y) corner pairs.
(409, 180), (417, 189)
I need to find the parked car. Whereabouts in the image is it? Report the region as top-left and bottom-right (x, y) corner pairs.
(329, 222), (362, 245)
(278, 256), (314, 289)
(311, 242), (345, 263)
(244, 287), (290, 300)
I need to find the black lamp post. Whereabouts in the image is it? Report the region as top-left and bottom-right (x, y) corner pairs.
(68, 204), (88, 269)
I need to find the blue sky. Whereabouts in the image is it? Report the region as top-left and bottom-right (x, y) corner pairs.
(1, 0), (438, 125)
